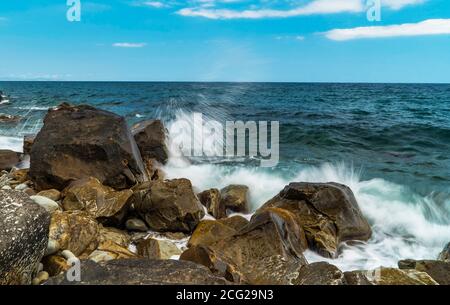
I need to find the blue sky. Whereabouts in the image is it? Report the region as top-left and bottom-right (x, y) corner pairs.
(1, 0), (450, 82)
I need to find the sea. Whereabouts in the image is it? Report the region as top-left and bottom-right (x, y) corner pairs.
(1, 81), (449, 271)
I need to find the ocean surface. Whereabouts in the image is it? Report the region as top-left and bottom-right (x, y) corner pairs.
(1, 81), (449, 271)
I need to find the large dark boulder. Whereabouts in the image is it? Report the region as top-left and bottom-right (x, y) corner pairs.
(132, 120), (168, 164)
(29, 103), (147, 191)
(45, 258), (230, 285)
(181, 208), (308, 284)
(258, 182), (372, 258)
(132, 179), (204, 233)
(0, 150), (19, 170)
(0, 190), (50, 284)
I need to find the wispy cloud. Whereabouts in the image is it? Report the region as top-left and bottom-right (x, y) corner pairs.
(382, 0), (426, 10)
(325, 18), (450, 41)
(112, 42), (147, 48)
(142, 1), (167, 8)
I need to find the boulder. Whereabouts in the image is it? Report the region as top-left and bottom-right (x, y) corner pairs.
(181, 208), (308, 285)
(45, 259), (230, 285)
(132, 179), (204, 233)
(62, 177), (133, 225)
(220, 185), (249, 215)
(438, 242), (449, 262)
(47, 210), (99, 257)
(98, 226), (131, 248)
(258, 182), (372, 258)
(29, 103), (147, 191)
(198, 188), (224, 218)
(0, 190), (50, 284)
(125, 218), (148, 232)
(132, 119), (168, 164)
(23, 134), (35, 155)
(344, 267), (438, 285)
(187, 216), (249, 248)
(293, 262), (346, 285)
(136, 238), (182, 259)
(37, 189), (61, 201)
(88, 240), (137, 263)
(398, 259), (450, 285)
(0, 150), (19, 170)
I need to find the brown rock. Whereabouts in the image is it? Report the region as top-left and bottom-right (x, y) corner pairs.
(136, 238), (181, 259)
(182, 208), (308, 285)
(48, 210), (99, 257)
(0, 150), (19, 171)
(132, 120), (168, 164)
(98, 226), (131, 248)
(41, 255), (70, 276)
(132, 178), (204, 233)
(125, 218), (148, 232)
(398, 259), (450, 285)
(293, 262), (345, 285)
(198, 188), (224, 218)
(344, 268), (438, 285)
(220, 185), (249, 215)
(0, 114), (21, 124)
(258, 182), (372, 258)
(29, 103), (147, 191)
(7, 169), (28, 184)
(23, 134), (35, 155)
(62, 177), (133, 225)
(37, 189), (61, 201)
(88, 240), (137, 263)
(45, 258), (230, 285)
(438, 242), (449, 262)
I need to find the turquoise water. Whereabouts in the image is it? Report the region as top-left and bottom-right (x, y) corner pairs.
(1, 81), (449, 270)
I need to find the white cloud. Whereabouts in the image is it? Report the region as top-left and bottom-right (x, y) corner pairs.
(142, 1), (167, 8)
(382, 0), (426, 10)
(177, 0), (364, 19)
(325, 18), (450, 41)
(112, 42), (147, 48)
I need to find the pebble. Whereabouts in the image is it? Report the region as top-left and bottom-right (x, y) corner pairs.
(14, 183), (29, 191)
(30, 195), (60, 213)
(31, 271), (49, 285)
(61, 250), (77, 260)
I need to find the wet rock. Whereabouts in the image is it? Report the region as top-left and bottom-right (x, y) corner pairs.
(88, 240), (137, 263)
(220, 185), (249, 215)
(198, 188), (224, 219)
(293, 262), (345, 285)
(32, 271), (49, 285)
(132, 179), (204, 233)
(258, 182), (372, 258)
(37, 189), (61, 201)
(136, 238), (182, 259)
(0, 150), (19, 170)
(23, 134), (35, 155)
(0, 113), (22, 124)
(182, 208), (308, 285)
(30, 195), (60, 213)
(45, 258), (230, 285)
(29, 103), (147, 191)
(42, 255), (70, 276)
(47, 210), (99, 257)
(398, 259), (450, 285)
(438, 242), (449, 262)
(132, 119), (168, 164)
(98, 226), (131, 248)
(344, 267), (438, 285)
(62, 177), (133, 226)
(125, 218), (148, 232)
(0, 190), (50, 284)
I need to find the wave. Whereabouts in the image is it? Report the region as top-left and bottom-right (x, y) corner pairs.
(0, 136), (23, 153)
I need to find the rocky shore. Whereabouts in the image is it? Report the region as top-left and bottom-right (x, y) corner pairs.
(0, 103), (449, 285)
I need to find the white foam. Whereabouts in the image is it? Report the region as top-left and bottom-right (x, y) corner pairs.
(0, 136), (23, 153)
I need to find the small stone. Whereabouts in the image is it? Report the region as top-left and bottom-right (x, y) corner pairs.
(14, 183), (29, 191)
(30, 195), (60, 213)
(61, 250), (77, 260)
(31, 271), (49, 285)
(37, 189), (61, 201)
(1, 185), (12, 190)
(125, 218), (148, 232)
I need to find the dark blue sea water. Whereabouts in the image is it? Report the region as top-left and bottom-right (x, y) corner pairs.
(1, 81), (449, 270)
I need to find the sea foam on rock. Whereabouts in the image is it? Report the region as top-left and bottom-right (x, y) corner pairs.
(0, 190), (50, 284)
(29, 103), (147, 191)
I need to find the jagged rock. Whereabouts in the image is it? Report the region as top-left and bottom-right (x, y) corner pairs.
(181, 208), (308, 285)
(98, 226), (131, 248)
(23, 134), (35, 155)
(258, 182), (372, 258)
(47, 210), (99, 257)
(29, 103), (147, 191)
(438, 242), (449, 262)
(220, 185), (249, 215)
(0, 114), (21, 124)
(344, 267), (438, 285)
(132, 119), (168, 164)
(62, 177), (133, 225)
(41, 255), (70, 276)
(0, 150), (19, 170)
(136, 238), (182, 259)
(37, 189), (61, 201)
(398, 259), (450, 285)
(0, 190), (50, 284)
(198, 188), (224, 218)
(88, 240), (137, 263)
(132, 179), (204, 233)
(188, 216), (249, 248)
(125, 218), (149, 232)
(293, 262), (345, 285)
(30, 195), (60, 213)
(45, 259), (230, 285)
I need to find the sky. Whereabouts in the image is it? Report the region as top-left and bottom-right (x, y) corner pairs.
(0, 0), (450, 82)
